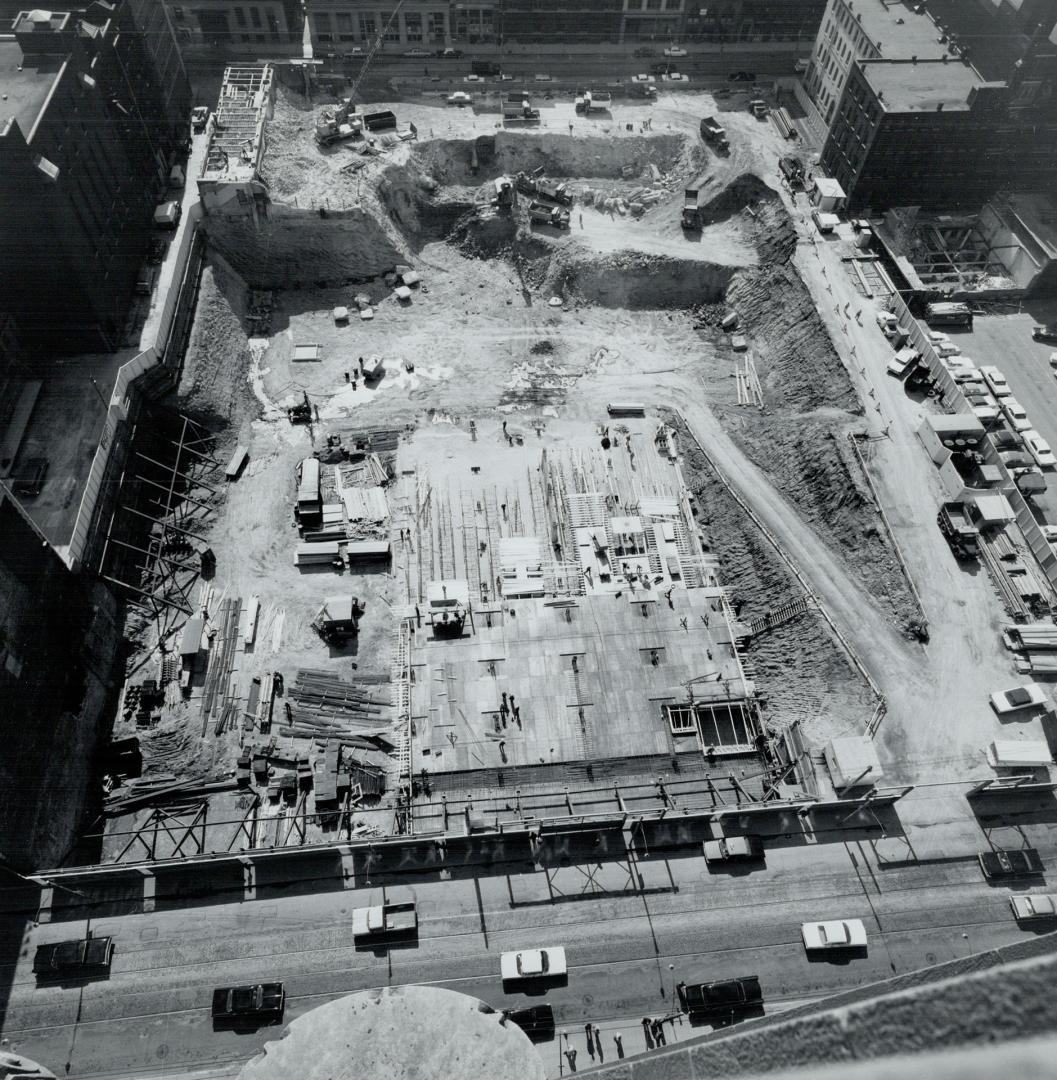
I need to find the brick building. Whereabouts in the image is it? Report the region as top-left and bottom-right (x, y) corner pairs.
(0, 5), (190, 350)
(820, 48), (1057, 212)
(166, 0), (302, 52)
(684, 0), (825, 44)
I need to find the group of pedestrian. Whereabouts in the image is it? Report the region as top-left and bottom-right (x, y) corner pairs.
(642, 1016), (668, 1048)
(564, 1025), (625, 1072)
(497, 690), (521, 729)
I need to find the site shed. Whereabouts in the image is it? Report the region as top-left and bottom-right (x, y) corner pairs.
(179, 616), (204, 658)
(971, 493), (1014, 526)
(824, 736), (883, 791)
(986, 740), (1054, 768)
(293, 344), (321, 362)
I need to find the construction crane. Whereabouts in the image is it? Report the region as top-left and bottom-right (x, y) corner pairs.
(348, 0), (405, 104)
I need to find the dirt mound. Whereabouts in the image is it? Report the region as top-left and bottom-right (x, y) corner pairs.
(697, 172), (781, 228)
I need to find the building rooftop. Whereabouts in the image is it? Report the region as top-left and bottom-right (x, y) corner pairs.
(1002, 192), (1057, 259)
(861, 57), (993, 112)
(843, 0), (949, 61)
(0, 38), (63, 141)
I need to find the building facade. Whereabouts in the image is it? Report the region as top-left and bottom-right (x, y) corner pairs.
(166, 0), (301, 52)
(684, 0), (825, 44)
(0, 5), (190, 350)
(820, 52), (1057, 212)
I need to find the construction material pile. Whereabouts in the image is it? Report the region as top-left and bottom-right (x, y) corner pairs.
(279, 669), (395, 749)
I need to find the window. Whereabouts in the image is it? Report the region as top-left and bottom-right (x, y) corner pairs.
(383, 12), (401, 41)
(249, 6), (261, 28)
(234, 7), (246, 27)
(404, 11), (422, 40)
(428, 12), (445, 40)
(359, 13), (375, 38)
(646, 0), (662, 8)
(336, 13), (353, 33)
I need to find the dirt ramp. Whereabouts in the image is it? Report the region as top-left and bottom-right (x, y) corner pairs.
(205, 206), (410, 290)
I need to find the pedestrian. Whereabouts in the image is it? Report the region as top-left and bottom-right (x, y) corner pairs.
(344, 371), (350, 383)
(585, 1023), (595, 1059)
(564, 1047), (577, 1071)
(614, 1032), (624, 1058)
(579, 212), (584, 228)
(642, 1017), (655, 1050)
(352, 375), (357, 390)
(424, 65), (428, 76)
(665, 587), (674, 609)
(284, 701), (293, 722)
(569, 121), (574, 134)
(502, 420), (508, 434)
(593, 1025), (603, 1062)
(652, 1019), (666, 1046)
(513, 705), (521, 726)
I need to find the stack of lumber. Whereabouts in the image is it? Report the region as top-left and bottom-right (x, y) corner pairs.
(289, 669), (392, 724)
(104, 775), (238, 815)
(1003, 623), (1057, 651)
(200, 598), (242, 735)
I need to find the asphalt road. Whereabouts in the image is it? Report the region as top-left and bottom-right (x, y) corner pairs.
(3, 833), (1050, 1078)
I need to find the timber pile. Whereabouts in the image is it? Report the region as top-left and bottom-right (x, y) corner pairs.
(1004, 624), (1057, 651)
(290, 669), (393, 725)
(104, 775), (238, 815)
(200, 598), (242, 735)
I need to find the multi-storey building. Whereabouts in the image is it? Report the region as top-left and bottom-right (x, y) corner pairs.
(684, 0), (825, 44)
(805, 0), (951, 127)
(0, 6), (190, 350)
(166, 0), (301, 53)
(820, 43), (1057, 212)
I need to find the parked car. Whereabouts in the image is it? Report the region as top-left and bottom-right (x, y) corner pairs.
(664, 46), (688, 57)
(1010, 894), (1057, 920)
(212, 983), (285, 1022)
(633, 46), (656, 58)
(631, 73), (654, 82)
(979, 365), (1010, 397)
(464, 73), (484, 82)
(402, 47), (432, 58)
(703, 836), (764, 863)
(1000, 397), (1031, 431)
(729, 70), (756, 82)
(1032, 324), (1057, 343)
(438, 47), (463, 58)
(800, 919), (867, 951)
(501, 1004), (555, 1040)
(12, 456), (49, 496)
(500, 947), (566, 982)
(992, 428), (1022, 450)
(447, 91), (472, 106)
(678, 976), (762, 1016)
(533, 73), (554, 81)
(153, 200), (181, 230)
(663, 72), (690, 82)
(344, 47), (365, 57)
(989, 683), (1048, 714)
(978, 847), (1044, 879)
(190, 105), (209, 132)
(1040, 524), (1057, 542)
(1022, 430), (1057, 469)
(34, 937), (114, 978)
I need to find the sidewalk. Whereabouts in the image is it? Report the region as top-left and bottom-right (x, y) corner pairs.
(546, 1011), (694, 1076)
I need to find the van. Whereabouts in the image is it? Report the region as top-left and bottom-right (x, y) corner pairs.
(295, 457), (322, 526)
(135, 265), (156, 296)
(153, 200), (181, 230)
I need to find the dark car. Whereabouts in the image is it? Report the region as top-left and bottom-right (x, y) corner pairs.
(438, 47), (463, 58)
(729, 70), (756, 82)
(212, 983), (286, 1023)
(978, 848), (1044, 880)
(633, 46), (656, 57)
(502, 1004), (555, 1041)
(991, 428), (1022, 450)
(34, 937), (114, 978)
(678, 976), (762, 1017)
(1032, 324), (1057, 343)
(12, 456), (48, 496)
(651, 62), (675, 75)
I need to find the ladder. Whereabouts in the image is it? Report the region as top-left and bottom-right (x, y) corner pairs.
(748, 596), (813, 638)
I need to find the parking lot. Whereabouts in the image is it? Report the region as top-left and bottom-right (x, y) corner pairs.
(947, 302), (1057, 524)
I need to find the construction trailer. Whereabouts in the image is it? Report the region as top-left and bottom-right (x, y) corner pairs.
(681, 170), (710, 230)
(311, 595), (363, 643)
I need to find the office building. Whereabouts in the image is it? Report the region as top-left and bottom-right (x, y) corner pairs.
(684, 0), (825, 44)
(166, 0), (301, 53)
(0, 5), (190, 350)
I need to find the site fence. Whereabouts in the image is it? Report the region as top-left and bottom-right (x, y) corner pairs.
(66, 208), (205, 571)
(886, 290), (1057, 591)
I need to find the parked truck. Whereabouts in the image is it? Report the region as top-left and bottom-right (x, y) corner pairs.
(681, 170), (710, 230)
(352, 901), (418, 942)
(528, 200), (570, 228)
(503, 94), (540, 122)
(699, 116), (729, 153)
(925, 301), (973, 329)
(588, 90), (612, 112)
(937, 501), (980, 559)
(471, 60), (501, 77)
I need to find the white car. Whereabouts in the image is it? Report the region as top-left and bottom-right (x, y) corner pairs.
(1001, 397), (1031, 432)
(936, 341), (961, 357)
(989, 683), (1049, 714)
(662, 72), (690, 82)
(534, 73), (554, 81)
(801, 919), (867, 951)
(631, 73), (654, 82)
(1010, 894), (1057, 920)
(980, 365), (1011, 397)
(447, 91), (472, 106)
(500, 947), (566, 981)
(1023, 430), (1057, 469)
(1040, 524), (1057, 542)
(1049, 352), (1057, 369)
(664, 46), (688, 57)
(926, 330), (950, 344)
(464, 74), (484, 83)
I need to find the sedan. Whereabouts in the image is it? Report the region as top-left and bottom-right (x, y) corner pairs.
(447, 91), (472, 106)
(1032, 324), (1057, 343)
(402, 47), (432, 58)
(801, 919), (867, 951)
(464, 74), (484, 82)
(501, 947), (566, 981)
(664, 46), (688, 57)
(989, 683), (1048, 714)
(663, 72), (691, 82)
(729, 70), (756, 82)
(1010, 894), (1057, 920)
(631, 73), (654, 82)
(678, 976), (762, 1016)
(1022, 430), (1057, 469)
(979, 848), (1044, 880)
(1001, 397), (1031, 431)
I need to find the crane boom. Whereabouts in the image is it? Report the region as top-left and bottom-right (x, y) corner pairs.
(349, 0), (405, 103)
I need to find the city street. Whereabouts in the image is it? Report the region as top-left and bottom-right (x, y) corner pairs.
(3, 810), (1053, 1078)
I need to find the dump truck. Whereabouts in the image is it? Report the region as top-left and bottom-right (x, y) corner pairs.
(937, 501), (979, 559)
(515, 172), (573, 206)
(503, 99), (540, 122)
(681, 170), (710, 230)
(529, 200), (570, 228)
(699, 115), (728, 151)
(588, 90), (612, 112)
(352, 902), (418, 942)
(779, 154), (804, 186)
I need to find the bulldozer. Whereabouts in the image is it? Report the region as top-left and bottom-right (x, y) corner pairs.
(288, 391), (312, 425)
